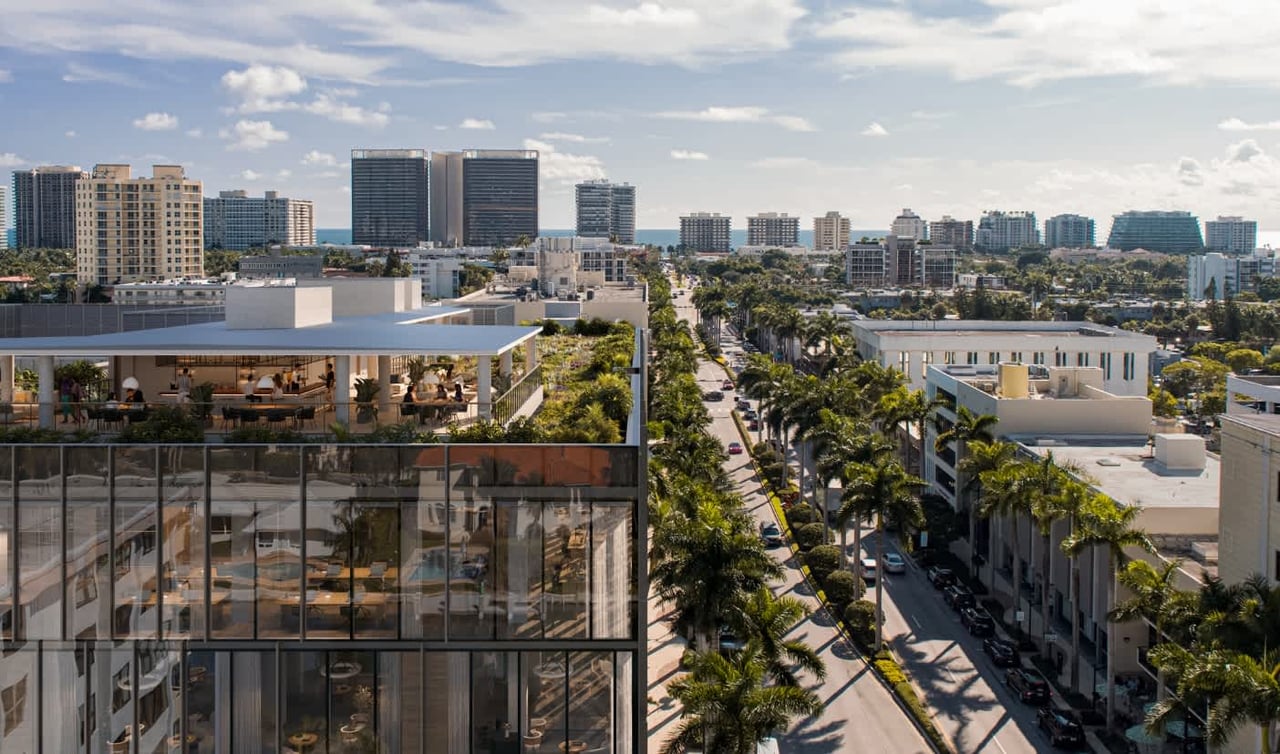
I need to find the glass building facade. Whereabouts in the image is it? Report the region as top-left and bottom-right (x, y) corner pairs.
(462, 151), (539, 247)
(350, 150), (430, 248)
(0, 442), (642, 753)
(1105, 210), (1204, 254)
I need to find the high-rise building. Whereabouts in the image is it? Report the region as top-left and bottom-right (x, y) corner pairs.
(75, 164), (203, 284)
(976, 210), (1039, 252)
(1043, 213), (1096, 249)
(890, 208), (927, 240)
(1187, 251), (1275, 300)
(746, 212), (799, 246)
(1106, 210), (1203, 253)
(429, 151), (464, 247)
(844, 237), (956, 288)
(350, 149), (429, 247)
(0, 278), (647, 754)
(0, 185), (6, 250)
(462, 149), (539, 247)
(12, 165), (86, 249)
(1204, 215), (1258, 255)
(846, 242), (886, 286)
(679, 212), (731, 252)
(203, 190), (315, 250)
(928, 216), (973, 250)
(813, 211), (850, 252)
(575, 179), (636, 243)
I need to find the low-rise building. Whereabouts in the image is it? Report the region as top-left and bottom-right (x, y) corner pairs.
(956, 274), (1006, 289)
(843, 238), (956, 288)
(850, 319), (1158, 396)
(238, 248), (324, 279)
(108, 278), (230, 306)
(1187, 251), (1275, 300)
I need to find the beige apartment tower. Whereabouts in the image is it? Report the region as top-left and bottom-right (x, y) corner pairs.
(76, 164), (203, 284)
(813, 211), (850, 252)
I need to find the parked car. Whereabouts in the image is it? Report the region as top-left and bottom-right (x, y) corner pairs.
(960, 606), (995, 637)
(943, 584), (976, 611)
(1037, 708), (1085, 747)
(727, 441), (744, 455)
(748, 420), (760, 431)
(759, 523), (784, 548)
(736, 399), (751, 411)
(926, 566), (955, 589)
(743, 409), (758, 421)
(703, 390), (724, 402)
(721, 379), (734, 390)
(859, 557), (877, 583)
(1005, 667), (1050, 706)
(983, 637), (1020, 667)
(718, 626), (746, 654)
(882, 552), (906, 574)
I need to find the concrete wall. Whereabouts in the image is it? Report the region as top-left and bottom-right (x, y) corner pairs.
(225, 286), (333, 329)
(297, 279), (421, 317)
(1218, 417), (1279, 585)
(583, 299), (649, 329)
(954, 380), (1153, 437)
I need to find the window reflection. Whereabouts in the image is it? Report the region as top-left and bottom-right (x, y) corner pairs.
(17, 446), (61, 641)
(66, 447), (110, 640)
(114, 446), (158, 640)
(162, 447), (205, 640)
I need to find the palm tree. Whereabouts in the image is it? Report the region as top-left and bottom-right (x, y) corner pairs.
(1046, 480), (1097, 692)
(935, 407), (999, 572)
(1020, 453), (1074, 648)
(737, 356), (793, 446)
(1062, 495), (1153, 727)
(651, 501), (784, 651)
(1109, 557), (1186, 701)
(958, 440), (1016, 577)
(825, 431), (895, 567)
(977, 461), (1037, 634)
(843, 457), (925, 651)
(663, 645), (823, 754)
(729, 588), (826, 687)
(876, 387), (945, 477)
(1148, 645), (1280, 754)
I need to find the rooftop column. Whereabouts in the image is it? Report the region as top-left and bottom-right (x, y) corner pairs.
(500, 350), (513, 378)
(477, 357), (492, 420)
(37, 355), (53, 428)
(0, 355), (12, 403)
(525, 339), (538, 371)
(377, 355), (392, 419)
(334, 355), (351, 425)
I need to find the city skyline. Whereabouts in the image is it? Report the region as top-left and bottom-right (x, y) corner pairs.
(3, 1), (1280, 232)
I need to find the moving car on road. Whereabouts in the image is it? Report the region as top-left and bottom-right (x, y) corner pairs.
(982, 637), (1020, 667)
(859, 557), (877, 583)
(1037, 708), (1085, 748)
(703, 390), (724, 402)
(759, 523), (784, 548)
(960, 607), (995, 637)
(727, 441), (744, 455)
(1005, 667), (1050, 706)
(927, 566), (955, 588)
(882, 552), (906, 574)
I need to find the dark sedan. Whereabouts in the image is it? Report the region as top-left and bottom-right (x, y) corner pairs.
(1005, 667), (1050, 706)
(1037, 708), (1085, 748)
(982, 637), (1020, 667)
(960, 607), (995, 637)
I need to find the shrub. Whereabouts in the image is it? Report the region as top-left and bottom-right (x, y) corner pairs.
(119, 406), (204, 443)
(786, 503), (817, 527)
(874, 652), (952, 752)
(844, 601), (877, 648)
(760, 462), (787, 488)
(823, 571), (861, 609)
(793, 522), (826, 551)
(875, 656), (907, 685)
(752, 442), (776, 461)
(804, 545), (841, 582)
(225, 426), (309, 444)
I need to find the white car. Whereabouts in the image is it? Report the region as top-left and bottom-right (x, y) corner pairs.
(882, 552), (906, 574)
(859, 557), (877, 583)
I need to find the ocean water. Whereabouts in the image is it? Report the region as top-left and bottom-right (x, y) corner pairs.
(316, 228), (890, 247)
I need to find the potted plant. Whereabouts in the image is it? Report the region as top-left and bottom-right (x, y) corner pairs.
(190, 382), (215, 425)
(354, 378), (380, 424)
(405, 356), (431, 391)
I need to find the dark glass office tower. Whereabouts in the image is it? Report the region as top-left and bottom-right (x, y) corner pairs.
(350, 150), (429, 247)
(12, 166), (87, 249)
(1106, 210), (1204, 253)
(462, 150), (538, 246)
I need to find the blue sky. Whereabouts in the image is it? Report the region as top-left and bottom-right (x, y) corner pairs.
(3, 0), (1280, 234)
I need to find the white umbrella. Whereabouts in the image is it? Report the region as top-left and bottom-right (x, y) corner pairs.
(121, 376), (140, 390)
(258, 376), (276, 389)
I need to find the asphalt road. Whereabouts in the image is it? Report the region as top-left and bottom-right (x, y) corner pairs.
(685, 299), (1065, 754)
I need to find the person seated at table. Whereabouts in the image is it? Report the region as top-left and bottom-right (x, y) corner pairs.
(271, 373), (284, 400)
(104, 391), (119, 409)
(403, 383), (418, 403)
(453, 382), (464, 403)
(126, 387), (145, 403)
(243, 373), (261, 403)
(435, 383), (448, 400)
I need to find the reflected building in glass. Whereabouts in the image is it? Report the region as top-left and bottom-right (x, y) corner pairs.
(0, 279), (647, 754)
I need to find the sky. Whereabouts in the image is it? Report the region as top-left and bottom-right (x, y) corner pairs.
(3, 0), (1280, 234)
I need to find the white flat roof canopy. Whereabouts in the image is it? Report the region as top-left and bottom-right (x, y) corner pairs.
(0, 307), (541, 357)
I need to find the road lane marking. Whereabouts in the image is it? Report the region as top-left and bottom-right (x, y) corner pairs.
(910, 614), (922, 629)
(991, 736), (1008, 754)
(946, 668), (957, 683)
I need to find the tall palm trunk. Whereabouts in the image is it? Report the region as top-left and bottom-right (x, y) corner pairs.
(1011, 515), (1023, 635)
(1041, 528), (1052, 649)
(875, 513), (886, 652)
(1105, 566), (1117, 728)
(1069, 546), (1081, 691)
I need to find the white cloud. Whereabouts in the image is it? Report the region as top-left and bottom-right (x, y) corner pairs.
(539, 132), (609, 144)
(0, 153), (25, 167)
(522, 138), (605, 183)
(816, 1), (1280, 88)
(460, 118), (495, 130)
(860, 122), (889, 137)
(1219, 117), (1280, 132)
(751, 157), (819, 169)
(656, 106), (814, 131)
(302, 150), (338, 167)
(239, 169), (261, 181)
(64, 130), (76, 138)
(276, 169), (292, 180)
(186, 128), (203, 138)
(133, 112), (178, 131)
(1227, 138), (1263, 163)
(532, 112), (567, 123)
(221, 64), (307, 112)
(61, 62), (142, 87)
(220, 119), (289, 151)
(303, 92), (389, 127)
(670, 149), (709, 161)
